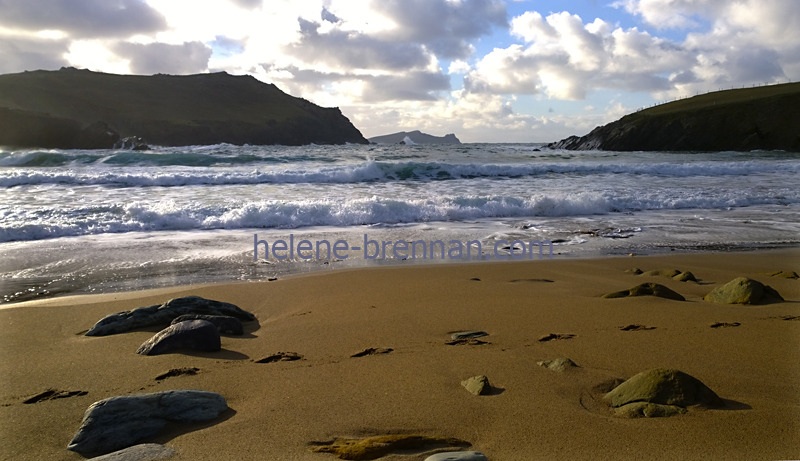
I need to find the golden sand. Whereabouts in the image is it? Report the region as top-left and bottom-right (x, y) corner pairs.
(1, 250), (799, 460)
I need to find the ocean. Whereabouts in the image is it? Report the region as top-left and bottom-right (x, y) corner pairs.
(1, 143), (798, 304)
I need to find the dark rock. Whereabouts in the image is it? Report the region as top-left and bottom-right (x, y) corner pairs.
(351, 347), (393, 358)
(619, 324), (656, 331)
(154, 367), (200, 381)
(85, 296), (255, 336)
(254, 352), (303, 363)
(710, 322), (741, 328)
(704, 277), (784, 304)
(604, 368), (724, 418)
(171, 314), (243, 335)
(602, 282), (685, 301)
(538, 333), (575, 341)
(89, 443), (177, 460)
(23, 389), (87, 404)
(136, 320), (220, 356)
(114, 136), (150, 151)
(461, 375), (492, 395)
(450, 331), (488, 341)
(67, 390), (227, 457)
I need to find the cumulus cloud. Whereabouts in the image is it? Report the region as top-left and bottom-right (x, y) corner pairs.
(0, 0), (167, 38)
(113, 41), (212, 75)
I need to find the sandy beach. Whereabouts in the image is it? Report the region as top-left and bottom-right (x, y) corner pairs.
(1, 249), (799, 460)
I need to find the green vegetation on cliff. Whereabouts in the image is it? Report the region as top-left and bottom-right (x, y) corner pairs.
(550, 82), (800, 152)
(0, 68), (368, 148)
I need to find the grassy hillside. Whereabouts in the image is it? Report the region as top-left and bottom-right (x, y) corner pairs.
(551, 82), (800, 152)
(0, 68), (368, 148)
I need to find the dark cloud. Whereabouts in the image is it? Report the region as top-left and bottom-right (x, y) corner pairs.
(0, 0), (167, 38)
(361, 71), (451, 102)
(321, 6), (340, 23)
(0, 37), (71, 73)
(260, 64), (450, 102)
(372, 0), (507, 59)
(286, 18), (431, 71)
(113, 41), (212, 75)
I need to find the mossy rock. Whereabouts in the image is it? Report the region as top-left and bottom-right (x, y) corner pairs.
(602, 283), (685, 301)
(704, 277), (784, 305)
(604, 368), (724, 411)
(308, 434), (470, 460)
(614, 402), (687, 418)
(537, 357), (580, 372)
(672, 271), (697, 282)
(641, 269), (681, 278)
(769, 270), (799, 279)
(461, 375), (492, 395)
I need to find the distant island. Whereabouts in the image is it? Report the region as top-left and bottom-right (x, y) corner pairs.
(369, 130), (461, 145)
(549, 82), (800, 152)
(0, 68), (368, 148)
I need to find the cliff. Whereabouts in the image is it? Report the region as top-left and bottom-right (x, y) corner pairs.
(368, 130), (461, 145)
(549, 82), (800, 152)
(0, 68), (368, 148)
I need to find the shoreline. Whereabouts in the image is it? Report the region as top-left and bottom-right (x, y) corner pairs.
(1, 249), (798, 459)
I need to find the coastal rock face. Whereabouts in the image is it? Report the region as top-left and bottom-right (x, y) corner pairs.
(85, 296), (256, 336)
(170, 314), (244, 335)
(368, 130), (462, 145)
(604, 368), (724, 418)
(0, 68), (368, 148)
(136, 320), (221, 355)
(704, 277), (784, 304)
(549, 82), (800, 152)
(67, 390), (227, 457)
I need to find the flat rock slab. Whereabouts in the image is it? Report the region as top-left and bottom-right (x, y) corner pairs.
(170, 314), (243, 335)
(86, 296), (255, 336)
(309, 435), (471, 460)
(68, 390), (227, 457)
(704, 277), (784, 304)
(619, 324), (656, 331)
(450, 331), (488, 341)
(425, 451), (489, 461)
(604, 368), (724, 417)
(89, 443), (177, 460)
(537, 357), (579, 372)
(602, 283), (685, 301)
(768, 270), (799, 279)
(461, 375), (492, 395)
(137, 320), (221, 356)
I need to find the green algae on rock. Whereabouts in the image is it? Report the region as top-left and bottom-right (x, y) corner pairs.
(537, 357), (580, 372)
(704, 277), (784, 305)
(308, 434), (471, 460)
(602, 283), (685, 301)
(461, 375), (492, 395)
(604, 368), (724, 418)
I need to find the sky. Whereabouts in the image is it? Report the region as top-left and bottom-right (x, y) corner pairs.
(0, 1), (798, 143)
